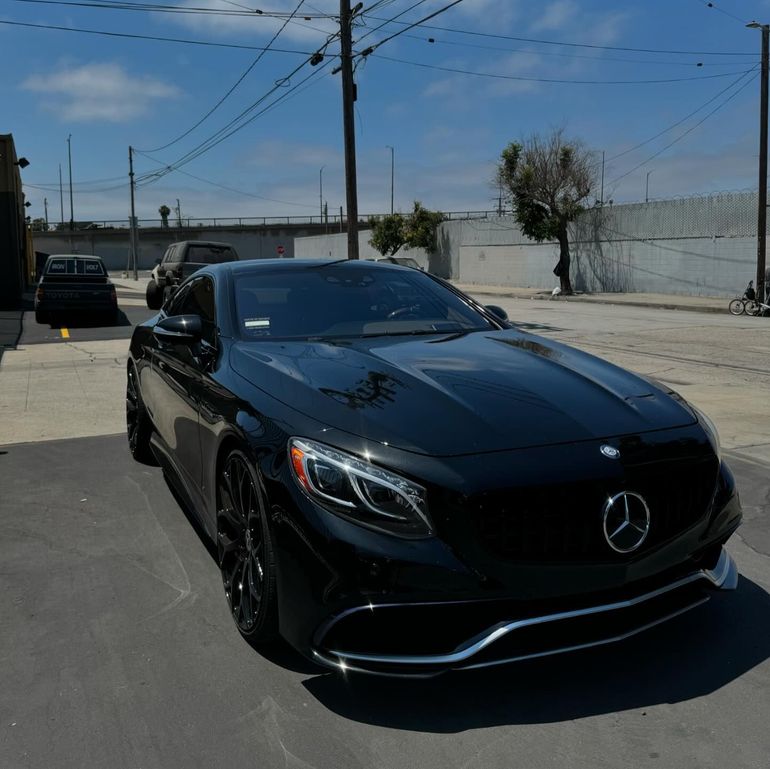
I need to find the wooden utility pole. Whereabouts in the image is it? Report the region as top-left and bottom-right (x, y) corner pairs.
(340, 0), (360, 259)
(748, 21), (770, 301)
(67, 134), (74, 231)
(58, 164), (64, 227)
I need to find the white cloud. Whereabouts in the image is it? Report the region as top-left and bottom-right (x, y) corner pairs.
(22, 62), (180, 123)
(530, 0), (578, 32)
(166, 0), (339, 43)
(243, 139), (341, 169)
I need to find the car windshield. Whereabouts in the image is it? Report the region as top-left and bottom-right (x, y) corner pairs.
(234, 264), (494, 340)
(46, 257), (105, 276)
(185, 245), (237, 264)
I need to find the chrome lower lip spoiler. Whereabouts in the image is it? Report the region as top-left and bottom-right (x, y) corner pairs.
(313, 547), (738, 676)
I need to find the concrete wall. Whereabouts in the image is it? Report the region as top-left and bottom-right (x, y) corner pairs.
(294, 193), (758, 297)
(32, 222), (331, 272)
(294, 230), (431, 269)
(449, 209), (755, 297)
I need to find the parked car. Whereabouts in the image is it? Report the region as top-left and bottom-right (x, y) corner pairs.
(146, 240), (239, 310)
(126, 259), (741, 676)
(35, 254), (118, 325)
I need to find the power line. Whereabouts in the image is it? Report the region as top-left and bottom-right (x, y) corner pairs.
(607, 66), (760, 162)
(358, 0), (466, 56)
(8, 0), (331, 16)
(135, 59), (332, 181)
(361, 27), (758, 67)
(695, 0), (749, 25)
(25, 174), (125, 186)
(138, 0), (310, 153)
(0, 18), (316, 53)
(355, 0), (431, 45)
(24, 181), (127, 193)
(370, 54), (755, 84)
(363, 16), (753, 56)
(153, 59), (327, 172)
(133, 154), (317, 207)
(608, 71), (759, 186)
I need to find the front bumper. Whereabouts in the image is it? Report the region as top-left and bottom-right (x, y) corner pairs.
(311, 546), (738, 677)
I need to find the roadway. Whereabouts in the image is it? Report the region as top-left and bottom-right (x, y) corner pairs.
(0, 289), (768, 769)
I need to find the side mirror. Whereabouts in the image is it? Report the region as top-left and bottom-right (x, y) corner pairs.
(153, 314), (202, 345)
(485, 304), (509, 322)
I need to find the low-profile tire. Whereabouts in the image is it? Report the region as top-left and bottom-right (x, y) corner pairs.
(146, 278), (163, 310)
(35, 309), (48, 325)
(126, 363), (155, 463)
(217, 450), (279, 645)
(745, 300), (761, 316)
(728, 299), (745, 316)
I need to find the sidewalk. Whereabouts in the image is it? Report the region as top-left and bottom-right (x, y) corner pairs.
(113, 276), (730, 315)
(452, 284), (729, 314)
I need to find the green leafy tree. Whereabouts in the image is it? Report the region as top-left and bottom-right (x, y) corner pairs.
(30, 217), (48, 232)
(498, 129), (595, 294)
(368, 201), (444, 257)
(158, 204), (171, 229)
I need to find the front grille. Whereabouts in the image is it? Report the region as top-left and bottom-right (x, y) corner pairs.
(474, 458), (718, 562)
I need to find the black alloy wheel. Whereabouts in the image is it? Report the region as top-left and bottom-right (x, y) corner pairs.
(217, 450), (278, 644)
(126, 364), (155, 463)
(146, 278), (163, 310)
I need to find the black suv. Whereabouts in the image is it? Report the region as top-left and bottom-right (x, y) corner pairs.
(146, 241), (239, 310)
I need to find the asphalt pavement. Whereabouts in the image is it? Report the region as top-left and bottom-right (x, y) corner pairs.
(20, 305), (155, 346)
(0, 434), (768, 769)
(1, 285), (770, 767)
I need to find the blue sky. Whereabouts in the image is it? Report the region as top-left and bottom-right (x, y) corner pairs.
(2, 0), (769, 224)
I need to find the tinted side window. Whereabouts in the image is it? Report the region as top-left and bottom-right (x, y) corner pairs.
(185, 245), (237, 264)
(162, 245), (176, 264)
(176, 277), (217, 345)
(165, 282), (190, 316)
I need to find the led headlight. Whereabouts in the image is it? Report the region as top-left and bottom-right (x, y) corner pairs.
(288, 438), (433, 538)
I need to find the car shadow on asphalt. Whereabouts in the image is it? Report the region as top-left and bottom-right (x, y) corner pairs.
(48, 309), (133, 328)
(302, 576), (770, 730)
(161, 470), (324, 676)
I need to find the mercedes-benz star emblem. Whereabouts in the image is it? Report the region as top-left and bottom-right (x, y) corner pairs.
(600, 444), (620, 459)
(602, 491), (650, 553)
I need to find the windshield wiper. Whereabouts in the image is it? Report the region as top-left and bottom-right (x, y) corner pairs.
(429, 329), (474, 343)
(307, 258), (350, 269)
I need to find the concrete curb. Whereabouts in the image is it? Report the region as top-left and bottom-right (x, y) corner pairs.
(458, 286), (728, 315)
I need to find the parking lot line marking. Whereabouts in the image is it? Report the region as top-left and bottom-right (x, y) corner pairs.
(60, 327), (70, 339)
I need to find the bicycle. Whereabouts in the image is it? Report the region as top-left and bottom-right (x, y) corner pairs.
(745, 296), (770, 317)
(728, 281), (757, 315)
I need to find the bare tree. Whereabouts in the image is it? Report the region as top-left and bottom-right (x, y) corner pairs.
(498, 129), (595, 294)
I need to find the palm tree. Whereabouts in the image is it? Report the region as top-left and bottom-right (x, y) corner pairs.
(158, 204), (171, 229)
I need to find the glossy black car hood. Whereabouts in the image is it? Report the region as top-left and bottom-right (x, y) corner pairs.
(229, 329), (697, 457)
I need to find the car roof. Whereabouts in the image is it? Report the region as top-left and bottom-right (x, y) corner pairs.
(217, 258), (407, 276)
(173, 240), (235, 247)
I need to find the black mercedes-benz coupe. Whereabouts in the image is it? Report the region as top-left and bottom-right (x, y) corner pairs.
(126, 259), (741, 676)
